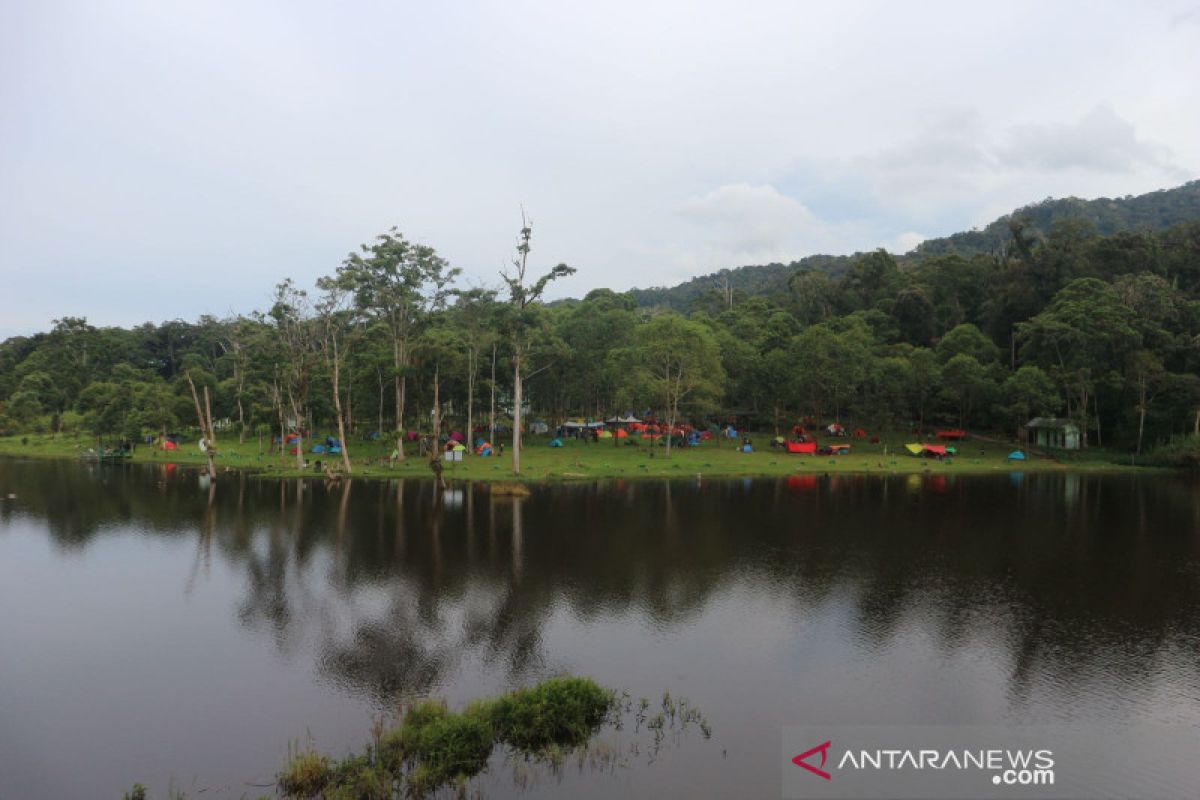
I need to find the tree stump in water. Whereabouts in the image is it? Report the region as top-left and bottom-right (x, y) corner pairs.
(429, 457), (447, 492)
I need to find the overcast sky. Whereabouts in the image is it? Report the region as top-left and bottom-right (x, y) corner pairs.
(2, 0), (1198, 338)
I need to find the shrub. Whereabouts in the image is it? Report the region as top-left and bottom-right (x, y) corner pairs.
(488, 676), (613, 753)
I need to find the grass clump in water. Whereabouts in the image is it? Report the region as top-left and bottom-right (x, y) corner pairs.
(277, 746), (334, 798)
(277, 676), (615, 798)
(379, 698), (494, 792)
(489, 676), (613, 753)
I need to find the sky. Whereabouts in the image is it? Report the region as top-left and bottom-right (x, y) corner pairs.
(1, 0), (1198, 338)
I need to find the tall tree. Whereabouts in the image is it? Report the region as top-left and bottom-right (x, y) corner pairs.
(314, 278), (362, 475)
(1018, 278), (1141, 447)
(613, 313), (725, 458)
(337, 228), (458, 464)
(269, 279), (317, 469)
(500, 214), (575, 475)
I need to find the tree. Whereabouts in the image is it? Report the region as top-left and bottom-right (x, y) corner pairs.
(269, 279), (317, 469)
(936, 323), (1001, 365)
(1126, 350), (1165, 455)
(314, 278), (362, 475)
(790, 319), (874, 421)
(414, 321), (465, 489)
(500, 214), (575, 475)
(1018, 278), (1141, 446)
(336, 228), (458, 463)
(613, 314), (725, 458)
(997, 366), (1059, 438)
(939, 354), (995, 428)
(449, 288), (501, 452)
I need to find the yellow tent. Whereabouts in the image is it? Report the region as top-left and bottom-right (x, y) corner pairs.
(905, 443), (924, 455)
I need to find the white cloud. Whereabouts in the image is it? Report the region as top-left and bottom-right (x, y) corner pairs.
(1000, 105), (1186, 176)
(891, 232), (927, 253)
(1, 1), (1199, 332)
(676, 183), (830, 261)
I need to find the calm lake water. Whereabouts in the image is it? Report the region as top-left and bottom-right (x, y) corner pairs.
(1, 459), (1199, 798)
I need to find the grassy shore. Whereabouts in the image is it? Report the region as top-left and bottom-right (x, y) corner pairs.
(0, 428), (1158, 482)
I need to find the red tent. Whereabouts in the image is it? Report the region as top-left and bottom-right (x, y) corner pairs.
(785, 440), (817, 454)
(923, 444), (948, 457)
(935, 429), (966, 440)
(852, 427), (867, 439)
(162, 440), (177, 451)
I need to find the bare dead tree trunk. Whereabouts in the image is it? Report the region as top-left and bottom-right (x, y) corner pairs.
(185, 371), (218, 479)
(288, 389), (304, 470)
(330, 335), (353, 474)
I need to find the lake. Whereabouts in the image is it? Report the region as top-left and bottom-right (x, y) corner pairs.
(1, 459), (1199, 798)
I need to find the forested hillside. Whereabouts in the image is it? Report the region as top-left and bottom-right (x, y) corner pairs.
(630, 180), (1200, 311)
(3, 194), (1200, 470)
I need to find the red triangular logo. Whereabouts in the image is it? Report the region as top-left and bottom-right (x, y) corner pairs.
(792, 740), (832, 780)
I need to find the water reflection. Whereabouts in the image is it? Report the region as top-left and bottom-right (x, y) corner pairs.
(2, 459), (1200, 796)
(2, 460), (1198, 709)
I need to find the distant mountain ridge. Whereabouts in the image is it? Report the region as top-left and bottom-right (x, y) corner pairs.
(625, 179), (1200, 310)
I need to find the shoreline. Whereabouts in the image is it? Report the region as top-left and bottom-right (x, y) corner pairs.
(0, 432), (1168, 483)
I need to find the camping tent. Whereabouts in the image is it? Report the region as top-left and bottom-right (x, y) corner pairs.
(852, 427), (867, 439)
(529, 422), (549, 435)
(785, 440), (817, 454)
(476, 441), (492, 456)
(1007, 450), (1026, 461)
(549, 438), (564, 448)
(597, 429), (613, 439)
(935, 429), (966, 441)
(825, 423), (846, 436)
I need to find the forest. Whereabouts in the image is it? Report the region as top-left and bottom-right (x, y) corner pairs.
(3, 197), (1200, 475)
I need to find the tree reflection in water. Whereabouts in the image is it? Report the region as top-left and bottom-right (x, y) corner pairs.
(2, 459), (1200, 714)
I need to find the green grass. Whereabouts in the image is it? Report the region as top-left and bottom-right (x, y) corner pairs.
(0, 428), (1161, 483)
(276, 676), (616, 798)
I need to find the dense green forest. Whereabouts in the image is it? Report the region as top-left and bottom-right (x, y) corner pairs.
(3, 186), (1200, 473)
(630, 180), (1200, 311)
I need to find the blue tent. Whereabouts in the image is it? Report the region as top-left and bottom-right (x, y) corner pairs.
(1007, 450), (1026, 461)
(549, 438), (564, 448)
(311, 444), (325, 454)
